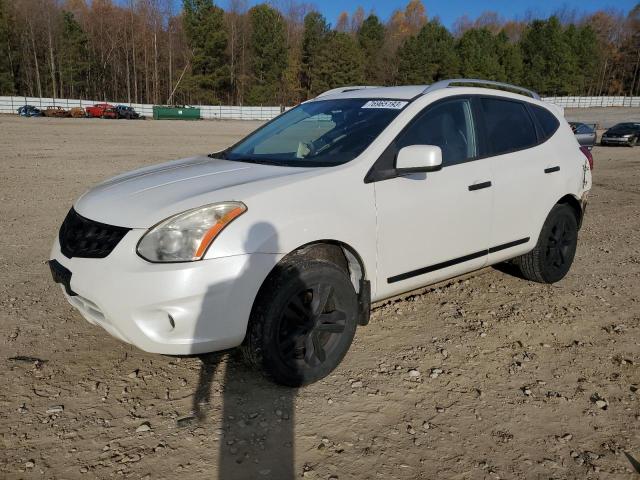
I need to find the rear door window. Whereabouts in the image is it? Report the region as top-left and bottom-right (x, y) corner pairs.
(575, 124), (593, 134)
(480, 98), (538, 155)
(531, 105), (560, 139)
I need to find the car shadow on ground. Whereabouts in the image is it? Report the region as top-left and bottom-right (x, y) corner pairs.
(492, 261), (527, 280)
(186, 222), (298, 479)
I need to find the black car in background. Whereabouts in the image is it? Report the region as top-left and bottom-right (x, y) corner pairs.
(17, 105), (43, 117)
(570, 122), (597, 150)
(601, 122), (640, 147)
(115, 105), (141, 119)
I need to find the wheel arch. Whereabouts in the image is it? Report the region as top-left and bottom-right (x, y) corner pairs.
(244, 239), (371, 349)
(277, 239), (368, 294)
(556, 193), (583, 229)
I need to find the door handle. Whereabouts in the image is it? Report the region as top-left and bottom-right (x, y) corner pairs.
(544, 166), (560, 174)
(468, 181), (492, 191)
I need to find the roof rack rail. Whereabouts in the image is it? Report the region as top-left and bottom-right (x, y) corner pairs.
(422, 79), (540, 100)
(316, 86), (380, 98)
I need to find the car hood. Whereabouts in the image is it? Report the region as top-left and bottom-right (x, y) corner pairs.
(74, 156), (314, 228)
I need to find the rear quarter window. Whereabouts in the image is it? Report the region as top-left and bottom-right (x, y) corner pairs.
(480, 98), (538, 156)
(531, 105), (560, 140)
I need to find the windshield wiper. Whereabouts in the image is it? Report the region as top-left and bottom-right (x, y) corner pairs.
(208, 149), (228, 159)
(232, 158), (290, 166)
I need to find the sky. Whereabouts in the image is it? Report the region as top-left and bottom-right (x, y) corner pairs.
(219, 0), (638, 29)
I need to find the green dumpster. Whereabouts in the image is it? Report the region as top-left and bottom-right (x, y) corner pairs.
(153, 105), (201, 120)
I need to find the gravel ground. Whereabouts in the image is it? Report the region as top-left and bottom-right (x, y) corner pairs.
(1, 115), (639, 479)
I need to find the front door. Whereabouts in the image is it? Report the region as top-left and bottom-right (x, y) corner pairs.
(373, 97), (494, 299)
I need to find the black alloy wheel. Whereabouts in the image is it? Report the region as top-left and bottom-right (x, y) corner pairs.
(243, 258), (358, 386)
(515, 204), (578, 284)
(277, 282), (347, 368)
(542, 211), (577, 280)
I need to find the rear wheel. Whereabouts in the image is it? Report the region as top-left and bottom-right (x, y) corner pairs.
(242, 257), (358, 386)
(515, 204), (578, 283)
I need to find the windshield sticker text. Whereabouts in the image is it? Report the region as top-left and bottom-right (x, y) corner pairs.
(361, 100), (408, 110)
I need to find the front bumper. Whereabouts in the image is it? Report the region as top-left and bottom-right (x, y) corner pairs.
(601, 137), (632, 145)
(50, 230), (282, 355)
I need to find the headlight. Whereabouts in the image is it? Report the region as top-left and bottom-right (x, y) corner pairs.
(622, 134), (633, 138)
(137, 202), (246, 262)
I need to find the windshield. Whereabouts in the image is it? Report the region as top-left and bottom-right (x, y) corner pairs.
(223, 98), (408, 167)
(611, 123), (640, 130)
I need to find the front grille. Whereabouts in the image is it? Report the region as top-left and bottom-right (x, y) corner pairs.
(59, 208), (131, 259)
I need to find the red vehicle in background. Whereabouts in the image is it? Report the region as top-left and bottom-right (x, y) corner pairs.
(85, 103), (118, 119)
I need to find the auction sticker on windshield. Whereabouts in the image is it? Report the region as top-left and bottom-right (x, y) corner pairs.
(361, 100), (408, 109)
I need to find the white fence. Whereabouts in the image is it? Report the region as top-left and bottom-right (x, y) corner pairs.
(0, 96), (287, 121)
(1, 95), (639, 121)
(541, 96), (640, 108)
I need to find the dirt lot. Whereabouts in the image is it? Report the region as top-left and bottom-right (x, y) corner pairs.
(1, 115), (639, 480)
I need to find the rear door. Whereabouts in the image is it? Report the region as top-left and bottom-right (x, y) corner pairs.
(478, 97), (557, 264)
(575, 124), (596, 148)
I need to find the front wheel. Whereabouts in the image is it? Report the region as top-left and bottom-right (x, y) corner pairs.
(242, 257), (358, 386)
(515, 204), (578, 283)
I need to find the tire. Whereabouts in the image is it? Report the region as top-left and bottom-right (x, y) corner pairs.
(629, 137), (637, 147)
(242, 257), (358, 387)
(515, 204), (578, 284)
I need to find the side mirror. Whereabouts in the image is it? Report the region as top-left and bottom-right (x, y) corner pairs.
(396, 145), (443, 174)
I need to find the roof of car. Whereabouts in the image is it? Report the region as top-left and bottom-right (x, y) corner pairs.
(610, 122), (640, 128)
(314, 79), (542, 103)
(316, 85), (428, 100)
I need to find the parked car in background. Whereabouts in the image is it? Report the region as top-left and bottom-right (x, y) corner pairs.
(601, 122), (640, 147)
(17, 105), (43, 117)
(69, 107), (87, 118)
(115, 105), (141, 119)
(569, 122), (597, 150)
(43, 106), (70, 118)
(49, 79), (593, 387)
(85, 103), (118, 119)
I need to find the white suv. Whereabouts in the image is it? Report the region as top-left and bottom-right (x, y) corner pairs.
(50, 79), (593, 386)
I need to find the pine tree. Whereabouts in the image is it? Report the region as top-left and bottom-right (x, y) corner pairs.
(59, 11), (90, 98)
(182, 0), (230, 103)
(564, 24), (599, 94)
(0, 0), (14, 94)
(396, 20), (459, 84)
(496, 31), (523, 84)
(520, 17), (576, 95)
(246, 4), (288, 105)
(310, 32), (364, 95)
(456, 28), (503, 80)
(301, 11), (330, 96)
(357, 14), (385, 84)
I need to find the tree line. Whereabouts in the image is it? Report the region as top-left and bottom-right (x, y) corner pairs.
(0, 0), (638, 106)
